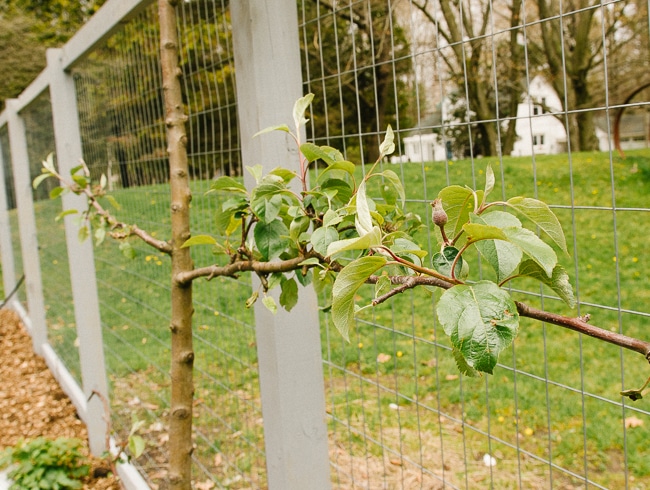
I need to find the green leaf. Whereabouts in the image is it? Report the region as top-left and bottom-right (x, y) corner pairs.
(389, 237), (428, 264)
(438, 186), (483, 242)
(310, 226), (339, 256)
(78, 226), (89, 243)
(254, 220), (289, 261)
(290, 215), (310, 242)
(181, 235), (218, 248)
(128, 435), (146, 459)
(378, 125), (395, 158)
(119, 241), (136, 259)
(55, 209), (77, 222)
(42, 153), (56, 174)
(300, 143), (345, 165)
(482, 164), (495, 206)
(373, 169), (405, 207)
(317, 160), (356, 181)
(320, 178), (353, 204)
(246, 165), (263, 184)
(355, 180), (373, 236)
(517, 260), (576, 307)
(279, 277), (299, 311)
(432, 246), (466, 279)
(252, 192), (283, 223)
(470, 212), (523, 282)
(269, 167), (297, 183)
(106, 195), (121, 210)
(72, 174), (88, 188)
(326, 226), (382, 257)
(253, 124), (291, 138)
(506, 196), (568, 253)
(323, 208), (343, 228)
(262, 295), (278, 314)
(266, 272), (283, 291)
(298, 257), (321, 267)
(452, 347), (481, 377)
(70, 164), (85, 175)
(209, 176), (247, 194)
(437, 281), (519, 374)
(94, 226), (106, 247)
(332, 256), (387, 340)
(33, 172), (53, 190)
(245, 291), (259, 308)
(374, 274), (391, 299)
(293, 93), (315, 130)
(463, 222), (557, 277)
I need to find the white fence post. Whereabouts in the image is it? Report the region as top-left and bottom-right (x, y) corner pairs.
(46, 48), (109, 457)
(0, 134), (17, 299)
(5, 98), (49, 352)
(231, 2), (332, 489)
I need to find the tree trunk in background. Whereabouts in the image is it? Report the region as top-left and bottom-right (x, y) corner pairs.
(158, 1), (195, 489)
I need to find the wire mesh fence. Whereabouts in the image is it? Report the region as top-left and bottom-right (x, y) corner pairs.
(1, 0), (650, 488)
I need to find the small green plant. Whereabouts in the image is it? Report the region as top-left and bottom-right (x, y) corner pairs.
(0, 437), (90, 490)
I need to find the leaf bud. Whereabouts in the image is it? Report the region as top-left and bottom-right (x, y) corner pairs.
(431, 199), (448, 227)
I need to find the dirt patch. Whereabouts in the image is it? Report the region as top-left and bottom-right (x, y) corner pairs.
(0, 308), (120, 489)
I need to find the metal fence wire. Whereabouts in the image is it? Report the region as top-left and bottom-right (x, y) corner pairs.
(1, 0), (650, 488)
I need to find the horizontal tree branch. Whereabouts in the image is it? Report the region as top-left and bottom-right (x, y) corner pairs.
(369, 274), (650, 363)
(176, 253), (650, 364)
(174, 253), (317, 285)
(515, 301), (650, 361)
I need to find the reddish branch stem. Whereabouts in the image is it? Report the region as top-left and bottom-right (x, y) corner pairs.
(515, 301), (650, 361)
(367, 274), (650, 362)
(175, 253), (319, 285)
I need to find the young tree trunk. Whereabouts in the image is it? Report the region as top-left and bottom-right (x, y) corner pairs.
(158, 1), (195, 489)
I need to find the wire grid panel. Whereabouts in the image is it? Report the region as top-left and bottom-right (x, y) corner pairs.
(73, 1), (264, 487)
(300, 0), (650, 489)
(15, 94), (84, 383)
(0, 126), (24, 302)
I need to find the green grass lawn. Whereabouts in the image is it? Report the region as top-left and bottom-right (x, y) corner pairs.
(18, 148), (650, 488)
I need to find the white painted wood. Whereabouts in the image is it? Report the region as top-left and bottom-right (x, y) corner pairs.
(0, 136), (17, 298)
(5, 99), (48, 355)
(61, 0), (155, 70)
(47, 48), (109, 457)
(231, 2), (331, 489)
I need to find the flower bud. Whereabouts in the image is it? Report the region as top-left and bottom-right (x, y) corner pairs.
(431, 198), (448, 227)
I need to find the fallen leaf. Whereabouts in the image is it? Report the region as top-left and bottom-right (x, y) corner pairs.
(195, 480), (215, 490)
(483, 453), (497, 467)
(377, 353), (392, 363)
(389, 458), (403, 466)
(445, 374), (459, 381)
(128, 396), (141, 406)
(625, 416), (644, 428)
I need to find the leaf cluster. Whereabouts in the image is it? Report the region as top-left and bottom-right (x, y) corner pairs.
(0, 437), (90, 489)
(188, 95), (575, 376)
(35, 94), (578, 378)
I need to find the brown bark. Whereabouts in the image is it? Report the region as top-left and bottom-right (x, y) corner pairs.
(158, 1), (195, 489)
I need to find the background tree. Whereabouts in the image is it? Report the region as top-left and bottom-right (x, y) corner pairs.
(532, 0), (646, 151)
(301, 0), (412, 162)
(411, 0), (525, 157)
(0, 0), (106, 110)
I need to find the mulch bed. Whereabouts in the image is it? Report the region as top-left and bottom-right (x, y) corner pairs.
(0, 307), (121, 489)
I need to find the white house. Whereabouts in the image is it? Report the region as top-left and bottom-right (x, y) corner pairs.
(399, 133), (448, 162)
(511, 76), (568, 157)
(394, 75), (648, 163)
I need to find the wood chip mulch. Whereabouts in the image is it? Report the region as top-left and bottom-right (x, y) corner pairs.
(0, 307), (122, 489)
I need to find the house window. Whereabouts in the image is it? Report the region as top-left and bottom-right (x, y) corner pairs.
(533, 106), (540, 116)
(533, 134), (545, 146)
